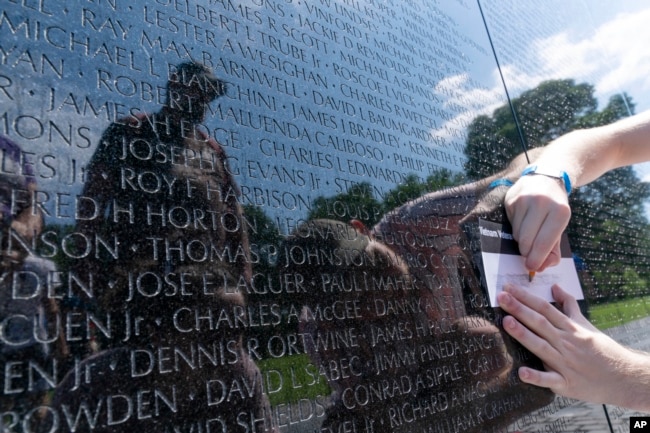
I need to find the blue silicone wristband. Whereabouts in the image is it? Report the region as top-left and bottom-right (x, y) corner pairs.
(488, 179), (514, 190)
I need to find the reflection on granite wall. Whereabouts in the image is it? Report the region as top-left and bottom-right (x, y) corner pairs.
(0, 0), (647, 432)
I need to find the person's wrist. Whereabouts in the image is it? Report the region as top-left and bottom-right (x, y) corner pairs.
(510, 173), (569, 202)
(521, 164), (572, 195)
(488, 178), (514, 190)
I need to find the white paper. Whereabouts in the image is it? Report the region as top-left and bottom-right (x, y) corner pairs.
(481, 251), (584, 307)
(479, 219), (584, 307)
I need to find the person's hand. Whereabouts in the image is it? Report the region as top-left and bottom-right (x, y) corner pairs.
(497, 283), (650, 411)
(504, 175), (571, 272)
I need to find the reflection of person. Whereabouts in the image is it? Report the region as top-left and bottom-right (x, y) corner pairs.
(0, 135), (43, 263)
(500, 110), (650, 412)
(77, 61), (250, 332)
(55, 63), (275, 431)
(0, 135), (60, 412)
(281, 150), (557, 433)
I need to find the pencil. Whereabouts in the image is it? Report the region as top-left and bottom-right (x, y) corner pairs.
(528, 271), (535, 282)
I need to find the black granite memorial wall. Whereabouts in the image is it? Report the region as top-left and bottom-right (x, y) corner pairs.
(0, 0), (648, 432)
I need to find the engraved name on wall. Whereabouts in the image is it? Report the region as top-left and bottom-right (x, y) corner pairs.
(0, 0), (552, 432)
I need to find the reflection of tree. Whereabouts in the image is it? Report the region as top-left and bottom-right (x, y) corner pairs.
(570, 168), (650, 301)
(308, 182), (384, 227)
(464, 79), (650, 301)
(308, 171), (465, 227)
(243, 204), (283, 272)
(575, 92), (634, 128)
(465, 79), (598, 179)
(381, 170), (466, 211)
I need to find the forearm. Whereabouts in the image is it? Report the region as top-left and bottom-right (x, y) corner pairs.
(532, 110), (650, 188)
(618, 349), (650, 412)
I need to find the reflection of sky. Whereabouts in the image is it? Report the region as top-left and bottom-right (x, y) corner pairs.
(480, 0), (650, 212)
(2, 0), (649, 226)
(482, 0), (650, 112)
